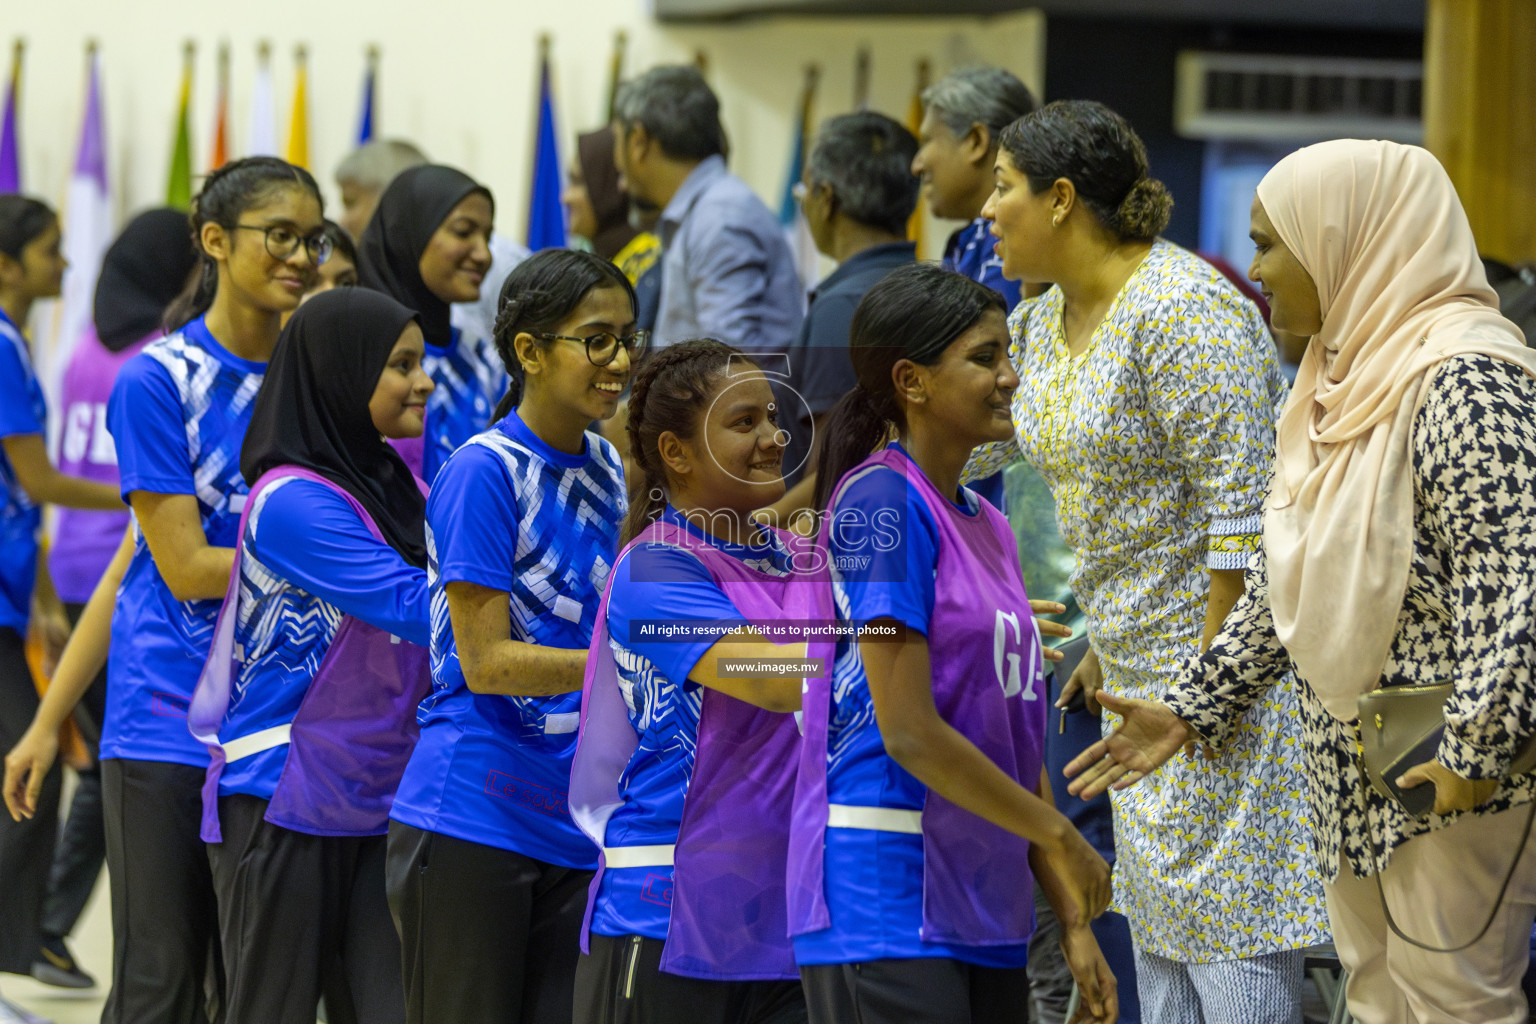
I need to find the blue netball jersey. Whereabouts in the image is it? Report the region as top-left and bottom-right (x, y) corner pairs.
(216, 478), (431, 800)
(419, 327), (507, 484)
(589, 507), (793, 940)
(390, 409), (625, 868)
(102, 316), (264, 766)
(0, 309), (46, 632)
(793, 451), (1029, 968)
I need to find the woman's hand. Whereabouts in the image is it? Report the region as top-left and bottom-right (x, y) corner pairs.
(1057, 645), (1104, 714)
(3, 724), (59, 821)
(1396, 759), (1501, 816)
(1064, 690), (1193, 799)
(1031, 600), (1070, 663)
(1060, 924), (1119, 1024)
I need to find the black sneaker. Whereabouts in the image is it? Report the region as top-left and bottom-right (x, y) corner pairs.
(30, 937), (95, 990)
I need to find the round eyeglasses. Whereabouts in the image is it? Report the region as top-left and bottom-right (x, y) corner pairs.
(534, 329), (650, 367)
(233, 223), (333, 266)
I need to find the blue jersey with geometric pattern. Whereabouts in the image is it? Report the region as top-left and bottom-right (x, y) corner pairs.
(942, 217), (1022, 313)
(0, 308), (46, 632)
(216, 476), (432, 800)
(792, 452), (1029, 969)
(589, 506), (793, 940)
(419, 327), (507, 484)
(390, 409), (625, 867)
(101, 316), (264, 766)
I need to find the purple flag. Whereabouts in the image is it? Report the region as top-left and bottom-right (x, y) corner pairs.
(1, 45), (21, 192)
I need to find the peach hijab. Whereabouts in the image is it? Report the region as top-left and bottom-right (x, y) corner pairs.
(1259, 139), (1536, 723)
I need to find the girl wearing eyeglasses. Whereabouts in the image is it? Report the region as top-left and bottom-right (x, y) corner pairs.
(358, 164), (502, 485)
(387, 249), (641, 1024)
(4, 156), (327, 1024)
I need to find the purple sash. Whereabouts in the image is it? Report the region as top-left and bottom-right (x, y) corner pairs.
(788, 446), (1048, 947)
(189, 466), (432, 842)
(570, 519), (832, 980)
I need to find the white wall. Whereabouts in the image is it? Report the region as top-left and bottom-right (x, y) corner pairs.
(9, 1), (1042, 258)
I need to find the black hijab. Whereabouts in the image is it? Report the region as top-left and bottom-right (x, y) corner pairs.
(240, 288), (428, 568)
(577, 127), (640, 262)
(94, 207), (199, 352)
(357, 165), (493, 351)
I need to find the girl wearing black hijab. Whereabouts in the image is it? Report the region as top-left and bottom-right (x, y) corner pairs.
(359, 163), (502, 484)
(27, 207), (199, 989)
(189, 287), (436, 1024)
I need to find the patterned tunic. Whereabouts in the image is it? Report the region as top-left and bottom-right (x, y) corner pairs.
(1165, 355), (1536, 884)
(970, 240), (1329, 961)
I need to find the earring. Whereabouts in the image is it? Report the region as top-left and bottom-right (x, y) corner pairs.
(1052, 214), (1062, 227)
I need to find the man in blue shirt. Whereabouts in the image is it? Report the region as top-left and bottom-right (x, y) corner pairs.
(613, 66), (803, 359)
(911, 67), (1038, 312)
(781, 112), (918, 490)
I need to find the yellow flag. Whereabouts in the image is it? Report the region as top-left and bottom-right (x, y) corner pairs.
(286, 45), (309, 169)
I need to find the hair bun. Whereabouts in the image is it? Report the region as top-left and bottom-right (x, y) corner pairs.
(1115, 177), (1173, 241)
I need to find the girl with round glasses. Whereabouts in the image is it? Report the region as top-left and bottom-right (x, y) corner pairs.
(387, 249), (637, 1024)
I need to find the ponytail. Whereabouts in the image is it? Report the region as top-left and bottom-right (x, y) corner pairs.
(163, 156), (324, 331)
(622, 338), (743, 545)
(814, 262), (1007, 516)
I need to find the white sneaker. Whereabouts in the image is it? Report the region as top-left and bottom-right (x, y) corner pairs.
(0, 993), (52, 1024)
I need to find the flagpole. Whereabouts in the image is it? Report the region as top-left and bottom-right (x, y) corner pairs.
(166, 40), (195, 209)
(1, 38), (26, 193)
(286, 43), (309, 170)
(357, 44), (379, 144)
(906, 58), (930, 252)
(605, 30), (626, 124)
(853, 46), (871, 112)
(211, 41), (229, 169)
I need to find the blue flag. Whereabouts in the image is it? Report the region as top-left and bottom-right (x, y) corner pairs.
(527, 53), (565, 251)
(356, 53), (375, 145)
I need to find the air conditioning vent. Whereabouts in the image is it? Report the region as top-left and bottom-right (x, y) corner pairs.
(1175, 51), (1422, 142)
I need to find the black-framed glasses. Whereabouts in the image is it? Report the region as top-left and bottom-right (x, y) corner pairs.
(233, 223), (332, 265)
(534, 330), (650, 367)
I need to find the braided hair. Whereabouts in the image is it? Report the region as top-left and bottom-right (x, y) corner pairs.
(164, 156), (323, 330)
(490, 249), (636, 421)
(621, 338), (747, 545)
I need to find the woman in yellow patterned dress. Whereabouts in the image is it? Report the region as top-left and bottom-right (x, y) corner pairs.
(967, 101), (1328, 1023)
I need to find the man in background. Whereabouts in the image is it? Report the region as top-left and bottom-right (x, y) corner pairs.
(613, 66), (803, 358)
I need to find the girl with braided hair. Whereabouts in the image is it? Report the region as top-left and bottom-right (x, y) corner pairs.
(569, 338), (822, 1023)
(5, 155), (329, 1024)
(387, 248), (640, 1024)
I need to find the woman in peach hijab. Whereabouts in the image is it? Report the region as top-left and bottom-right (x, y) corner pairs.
(1064, 138), (1536, 1023)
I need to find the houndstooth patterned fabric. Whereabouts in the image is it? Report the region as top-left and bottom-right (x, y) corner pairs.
(1166, 354), (1536, 882)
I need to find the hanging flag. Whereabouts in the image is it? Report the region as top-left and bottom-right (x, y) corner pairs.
(778, 64), (821, 297)
(209, 42), (229, 169)
(285, 45), (309, 169)
(853, 46), (871, 112)
(355, 46), (377, 145)
(604, 31), (626, 124)
(1, 40), (24, 192)
(526, 36), (565, 251)
(906, 58), (930, 255)
(50, 40), (113, 398)
(166, 41), (194, 209)
(248, 41), (276, 157)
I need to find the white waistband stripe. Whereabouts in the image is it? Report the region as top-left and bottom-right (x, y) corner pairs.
(221, 724), (293, 762)
(602, 844), (676, 869)
(827, 803), (923, 834)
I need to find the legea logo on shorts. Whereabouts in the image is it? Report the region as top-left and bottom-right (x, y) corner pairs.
(640, 873), (674, 907)
(484, 770), (568, 817)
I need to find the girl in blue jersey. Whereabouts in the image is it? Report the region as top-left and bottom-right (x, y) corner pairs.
(191, 287), (433, 1024)
(0, 194), (125, 1020)
(792, 264), (1116, 1024)
(387, 249), (642, 1024)
(571, 339), (816, 1024)
(358, 164), (502, 483)
(7, 157), (329, 1024)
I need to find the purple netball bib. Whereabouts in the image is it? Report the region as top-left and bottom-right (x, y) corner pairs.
(190, 466), (431, 841)
(571, 519), (833, 980)
(788, 446), (1048, 947)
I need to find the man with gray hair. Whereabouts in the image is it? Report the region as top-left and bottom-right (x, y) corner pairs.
(912, 67), (1037, 311)
(334, 137), (530, 356)
(613, 65), (802, 357)
(779, 111), (917, 489)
